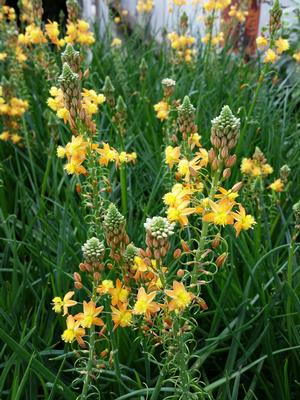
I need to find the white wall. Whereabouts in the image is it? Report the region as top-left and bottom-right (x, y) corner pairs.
(86, 0), (296, 37)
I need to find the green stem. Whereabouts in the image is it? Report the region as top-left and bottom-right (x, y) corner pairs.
(175, 318), (190, 399)
(191, 170), (220, 284)
(286, 236), (295, 341)
(119, 136), (128, 216)
(81, 325), (96, 399)
(81, 286), (97, 399)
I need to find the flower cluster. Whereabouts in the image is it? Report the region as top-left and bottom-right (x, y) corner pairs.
(0, 86), (28, 145)
(136, 0), (154, 13)
(167, 32), (196, 63)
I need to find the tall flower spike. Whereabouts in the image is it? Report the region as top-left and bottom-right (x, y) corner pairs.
(269, 0), (282, 35)
(32, 0), (43, 20)
(82, 237), (105, 264)
(103, 204), (129, 259)
(102, 76), (115, 107)
(61, 44), (80, 74)
(210, 105), (240, 155)
(139, 58), (148, 81)
(280, 164), (290, 183)
(177, 95), (197, 140)
(123, 243), (139, 265)
(66, 0), (81, 23)
(144, 216), (175, 259)
(115, 96), (127, 134)
(58, 62), (81, 120)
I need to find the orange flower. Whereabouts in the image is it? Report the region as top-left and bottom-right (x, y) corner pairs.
(133, 287), (160, 319)
(110, 279), (129, 306)
(165, 281), (193, 312)
(215, 187), (239, 202)
(111, 303), (132, 329)
(203, 199), (235, 226)
(75, 301), (104, 328)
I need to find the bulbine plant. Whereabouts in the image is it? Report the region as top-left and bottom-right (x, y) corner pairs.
(50, 45), (257, 399)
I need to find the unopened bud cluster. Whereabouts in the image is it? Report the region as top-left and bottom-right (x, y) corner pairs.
(280, 164), (290, 184)
(102, 76), (115, 107)
(177, 96), (197, 140)
(209, 105), (240, 178)
(123, 243), (139, 266)
(162, 78), (176, 98)
(82, 237), (105, 264)
(144, 216), (175, 259)
(269, 0), (282, 35)
(61, 44), (80, 74)
(103, 204), (129, 260)
(58, 46), (96, 133)
(67, 0), (81, 24)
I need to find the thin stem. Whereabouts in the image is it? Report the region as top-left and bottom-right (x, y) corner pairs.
(191, 170), (220, 284)
(119, 135), (128, 216)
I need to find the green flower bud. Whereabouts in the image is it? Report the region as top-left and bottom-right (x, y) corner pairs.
(82, 237), (105, 263)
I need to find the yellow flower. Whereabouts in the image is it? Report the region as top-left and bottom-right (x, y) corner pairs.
(111, 303), (132, 329)
(165, 281), (193, 312)
(261, 164), (273, 176)
(133, 287), (160, 319)
(215, 187), (239, 202)
(167, 200), (195, 226)
(268, 178), (284, 192)
(111, 38), (122, 47)
(241, 158), (253, 174)
(154, 101), (169, 121)
(61, 315), (85, 346)
(165, 146), (181, 168)
(97, 279), (114, 294)
(256, 36), (268, 50)
(232, 205), (256, 236)
(11, 134), (22, 144)
(0, 52), (7, 61)
(0, 131), (10, 141)
(263, 49), (278, 64)
(188, 133), (202, 149)
(75, 300), (104, 328)
(293, 52), (300, 62)
(173, 0), (187, 5)
(52, 291), (77, 315)
(97, 143), (118, 166)
(136, 0), (154, 12)
(275, 38), (289, 55)
(56, 146), (66, 158)
(202, 199), (235, 226)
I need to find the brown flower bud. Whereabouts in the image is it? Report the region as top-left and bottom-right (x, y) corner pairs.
(75, 281), (83, 289)
(223, 168), (231, 179)
(93, 272), (101, 281)
(212, 158), (219, 171)
(211, 234), (221, 249)
(74, 272), (82, 282)
(232, 181), (243, 192)
(181, 240), (191, 252)
(225, 154), (237, 167)
(221, 146), (229, 159)
(216, 252), (227, 267)
(208, 148), (216, 163)
(173, 248), (182, 259)
(177, 269), (185, 277)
